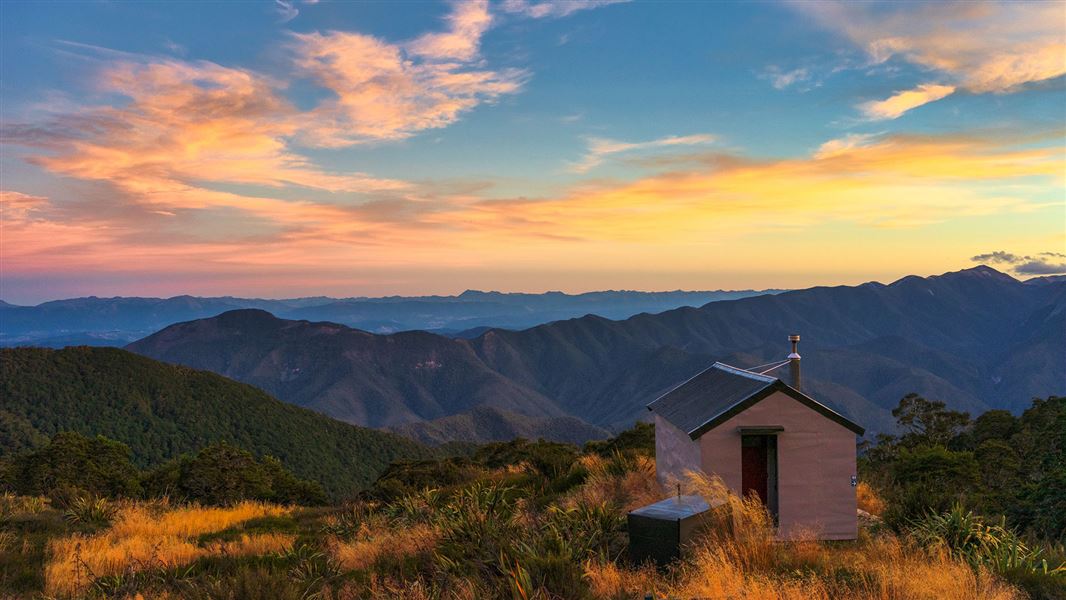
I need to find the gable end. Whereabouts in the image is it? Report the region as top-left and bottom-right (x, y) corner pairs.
(688, 380), (866, 439)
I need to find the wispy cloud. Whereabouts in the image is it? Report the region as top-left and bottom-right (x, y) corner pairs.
(288, 1), (529, 147)
(798, 1), (1066, 118)
(7, 58), (407, 196)
(4, 2), (1062, 294)
(812, 132), (880, 158)
(501, 0), (629, 20)
(761, 66), (812, 91)
(971, 250), (1066, 275)
(569, 134), (716, 173)
(465, 131), (1063, 244)
(275, 0), (299, 23)
(407, 0), (494, 61)
(5, 129), (1062, 290)
(859, 83), (957, 120)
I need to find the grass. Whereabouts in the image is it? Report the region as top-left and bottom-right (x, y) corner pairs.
(2, 453), (1059, 599)
(44, 500), (294, 597)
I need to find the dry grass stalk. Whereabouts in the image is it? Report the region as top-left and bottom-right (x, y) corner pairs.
(566, 454), (662, 512)
(329, 524), (439, 571)
(44, 501), (290, 597)
(856, 481), (886, 516)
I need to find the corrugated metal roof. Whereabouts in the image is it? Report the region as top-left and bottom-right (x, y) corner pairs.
(647, 361), (865, 438)
(647, 362), (775, 436)
(628, 495), (714, 520)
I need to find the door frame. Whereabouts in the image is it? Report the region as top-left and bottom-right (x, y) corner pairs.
(740, 432), (779, 524)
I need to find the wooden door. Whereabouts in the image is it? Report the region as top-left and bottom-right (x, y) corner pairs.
(741, 436), (768, 503)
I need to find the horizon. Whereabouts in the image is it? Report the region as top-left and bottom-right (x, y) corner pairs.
(2, 1), (1064, 304)
(0, 263), (1044, 306)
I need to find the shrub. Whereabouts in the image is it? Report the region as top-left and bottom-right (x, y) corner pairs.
(63, 495), (118, 528)
(7, 431), (142, 499)
(144, 443), (326, 506)
(474, 439), (580, 482)
(434, 481), (523, 579)
(584, 422), (654, 457)
(909, 505), (1066, 577)
(884, 445), (979, 527)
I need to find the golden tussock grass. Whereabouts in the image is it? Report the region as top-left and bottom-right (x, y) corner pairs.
(583, 559), (661, 599)
(202, 532), (294, 557)
(44, 501), (291, 597)
(329, 523), (439, 571)
(856, 481), (886, 516)
(323, 574), (489, 600)
(566, 454), (662, 512)
(628, 471), (1026, 600)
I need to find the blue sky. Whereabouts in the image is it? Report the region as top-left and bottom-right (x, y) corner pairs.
(1, 0), (1064, 303)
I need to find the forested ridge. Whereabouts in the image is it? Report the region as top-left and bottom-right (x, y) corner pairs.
(0, 346), (433, 498)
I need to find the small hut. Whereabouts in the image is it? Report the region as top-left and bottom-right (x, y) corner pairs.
(646, 335), (864, 540)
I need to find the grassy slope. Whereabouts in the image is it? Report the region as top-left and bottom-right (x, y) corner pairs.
(2, 451), (1047, 600)
(0, 346), (433, 498)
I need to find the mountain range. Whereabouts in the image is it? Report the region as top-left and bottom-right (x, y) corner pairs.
(0, 289), (779, 348)
(126, 266), (1065, 439)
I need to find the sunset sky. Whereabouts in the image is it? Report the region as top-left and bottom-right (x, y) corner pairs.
(2, 0), (1064, 304)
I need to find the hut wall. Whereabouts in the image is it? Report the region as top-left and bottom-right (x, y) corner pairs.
(654, 413), (702, 486)
(697, 390), (858, 540)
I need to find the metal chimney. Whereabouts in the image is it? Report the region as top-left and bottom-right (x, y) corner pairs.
(788, 334), (801, 391)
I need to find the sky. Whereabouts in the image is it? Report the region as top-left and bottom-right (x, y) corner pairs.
(1, 0), (1064, 304)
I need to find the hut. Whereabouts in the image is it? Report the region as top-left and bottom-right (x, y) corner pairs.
(646, 335), (865, 540)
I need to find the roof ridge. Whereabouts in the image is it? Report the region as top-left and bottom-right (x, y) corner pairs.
(712, 361), (777, 383)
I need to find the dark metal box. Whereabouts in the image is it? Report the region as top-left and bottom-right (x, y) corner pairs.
(627, 495), (712, 566)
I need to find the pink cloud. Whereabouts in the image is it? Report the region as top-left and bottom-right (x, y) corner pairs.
(291, 1), (525, 146)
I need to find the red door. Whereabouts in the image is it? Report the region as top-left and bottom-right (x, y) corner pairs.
(741, 439), (768, 504)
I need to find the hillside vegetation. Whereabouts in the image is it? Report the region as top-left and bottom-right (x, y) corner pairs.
(861, 394), (1066, 540)
(0, 347), (432, 498)
(389, 406), (611, 445)
(2, 418), (1062, 600)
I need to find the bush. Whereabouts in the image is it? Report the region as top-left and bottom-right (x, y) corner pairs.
(474, 439), (581, 481)
(584, 422), (654, 457)
(366, 457), (484, 502)
(884, 445), (978, 527)
(144, 443), (326, 506)
(63, 495), (118, 528)
(5, 431), (141, 499)
(909, 504), (1066, 577)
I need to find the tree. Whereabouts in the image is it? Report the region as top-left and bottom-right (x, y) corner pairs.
(885, 445), (979, 526)
(971, 410), (1019, 446)
(157, 443), (271, 505)
(891, 393), (970, 447)
(4, 431), (141, 499)
(143, 442), (328, 505)
(261, 456), (328, 505)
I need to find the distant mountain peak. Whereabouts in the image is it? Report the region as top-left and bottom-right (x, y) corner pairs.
(214, 308), (281, 326)
(947, 265), (1016, 281)
(889, 265), (1017, 289)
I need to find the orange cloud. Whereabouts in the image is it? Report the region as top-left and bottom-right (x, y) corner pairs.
(291, 2), (524, 146)
(800, 1), (1066, 118)
(4, 1), (1062, 294)
(859, 83), (956, 120)
(447, 132), (1062, 245)
(15, 59), (406, 200)
(4, 129), (1062, 291)
(407, 0), (493, 61)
